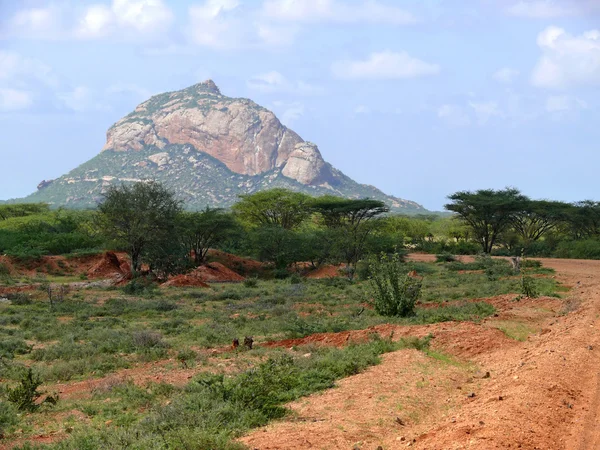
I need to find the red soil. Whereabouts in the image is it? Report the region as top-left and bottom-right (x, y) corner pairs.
(241, 257), (600, 450)
(86, 251), (131, 280)
(193, 262), (245, 282)
(305, 264), (346, 279)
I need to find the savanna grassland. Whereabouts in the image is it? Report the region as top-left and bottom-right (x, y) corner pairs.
(0, 253), (561, 450)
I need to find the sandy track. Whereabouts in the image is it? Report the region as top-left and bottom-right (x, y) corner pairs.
(242, 258), (600, 450)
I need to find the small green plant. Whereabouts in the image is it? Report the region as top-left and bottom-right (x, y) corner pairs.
(243, 277), (258, 288)
(435, 253), (457, 263)
(369, 253), (422, 317)
(521, 275), (539, 298)
(289, 273), (302, 285)
(0, 263), (10, 276)
(522, 259), (542, 269)
(4, 368), (57, 412)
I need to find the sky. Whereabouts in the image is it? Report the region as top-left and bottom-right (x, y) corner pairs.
(0, 0), (599, 211)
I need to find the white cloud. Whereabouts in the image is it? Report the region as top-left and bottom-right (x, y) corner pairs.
(112, 0), (173, 33)
(545, 95), (587, 112)
(8, 4), (64, 38)
(262, 0), (416, 25)
(493, 67), (520, 83)
(247, 71), (323, 95)
(8, 1), (173, 41)
(0, 51), (59, 88)
(332, 51), (440, 80)
(0, 89), (34, 111)
(531, 26), (600, 88)
(77, 0), (173, 38)
(437, 105), (470, 127)
(273, 101), (304, 126)
(188, 0), (244, 49)
(507, 1), (577, 18)
(469, 101), (502, 124)
(76, 4), (115, 38)
(57, 86), (109, 112)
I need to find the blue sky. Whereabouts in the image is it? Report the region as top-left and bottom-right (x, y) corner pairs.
(1, 0), (599, 210)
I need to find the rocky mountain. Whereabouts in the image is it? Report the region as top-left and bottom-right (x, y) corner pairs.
(19, 80), (425, 212)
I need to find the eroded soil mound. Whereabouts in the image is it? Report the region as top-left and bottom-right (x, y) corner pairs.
(87, 251), (131, 279)
(194, 262), (245, 282)
(207, 249), (265, 275)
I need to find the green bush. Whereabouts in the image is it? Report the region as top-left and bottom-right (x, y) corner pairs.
(555, 240), (600, 259)
(369, 253), (422, 317)
(0, 400), (19, 434)
(435, 253), (457, 263)
(5, 368), (44, 412)
(522, 259), (542, 269)
(243, 277), (258, 288)
(521, 275), (539, 298)
(121, 278), (158, 296)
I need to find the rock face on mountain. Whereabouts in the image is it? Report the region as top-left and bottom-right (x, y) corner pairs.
(102, 80), (329, 185)
(20, 80), (425, 212)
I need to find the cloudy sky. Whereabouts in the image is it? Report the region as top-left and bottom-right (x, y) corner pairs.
(1, 0), (599, 210)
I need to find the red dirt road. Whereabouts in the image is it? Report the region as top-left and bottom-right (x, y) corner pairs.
(241, 258), (600, 450)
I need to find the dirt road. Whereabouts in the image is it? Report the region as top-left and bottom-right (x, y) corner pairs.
(241, 258), (600, 449)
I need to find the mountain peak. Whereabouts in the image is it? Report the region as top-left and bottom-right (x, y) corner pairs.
(190, 79), (221, 95)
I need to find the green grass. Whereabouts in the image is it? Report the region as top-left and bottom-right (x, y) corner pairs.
(14, 337), (427, 450)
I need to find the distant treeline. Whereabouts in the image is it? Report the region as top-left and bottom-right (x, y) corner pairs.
(1, 186), (600, 273)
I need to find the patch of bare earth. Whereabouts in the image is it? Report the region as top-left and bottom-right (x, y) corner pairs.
(241, 258), (600, 450)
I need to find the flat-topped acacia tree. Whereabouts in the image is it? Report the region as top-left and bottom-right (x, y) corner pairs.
(445, 188), (528, 254)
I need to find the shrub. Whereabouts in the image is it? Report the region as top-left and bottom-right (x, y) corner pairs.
(5, 368), (45, 412)
(369, 253), (422, 317)
(243, 277), (258, 288)
(0, 263), (10, 276)
(121, 278), (158, 296)
(6, 292), (32, 305)
(289, 273), (302, 285)
(0, 400), (19, 435)
(435, 253), (457, 263)
(0, 338), (31, 359)
(132, 331), (167, 349)
(521, 275), (539, 298)
(522, 259), (542, 269)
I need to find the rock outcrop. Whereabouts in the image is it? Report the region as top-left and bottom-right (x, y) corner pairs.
(101, 80), (330, 185)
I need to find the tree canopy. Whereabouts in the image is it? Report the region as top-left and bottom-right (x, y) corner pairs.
(232, 189), (312, 230)
(445, 188), (528, 254)
(97, 181), (182, 273)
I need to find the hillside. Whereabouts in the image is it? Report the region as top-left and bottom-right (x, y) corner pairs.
(18, 80), (425, 212)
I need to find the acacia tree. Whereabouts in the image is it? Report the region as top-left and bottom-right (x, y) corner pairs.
(97, 181), (182, 273)
(178, 208), (238, 265)
(232, 189), (312, 230)
(511, 200), (571, 243)
(311, 196), (389, 277)
(445, 188), (528, 254)
(567, 201), (600, 239)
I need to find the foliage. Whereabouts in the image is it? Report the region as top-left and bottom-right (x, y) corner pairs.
(97, 181), (182, 273)
(233, 189), (312, 230)
(368, 253), (422, 317)
(312, 196), (389, 276)
(5, 368), (44, 412)
(445, 188), (528, 254)
(178, 208), (238, 265)
(520, 275), (539, 298)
